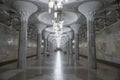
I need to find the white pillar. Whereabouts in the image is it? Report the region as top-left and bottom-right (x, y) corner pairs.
(13, 1), (38, 69)
(70, 24), (80, 65)
(36, 33), (41, 60)
(18, 16), (28, 69)
(87, 12), (97, 69)
(36, 23), (46, 61)
(78, 1), (102, 69)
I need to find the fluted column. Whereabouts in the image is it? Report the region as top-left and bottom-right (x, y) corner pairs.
(18, 16), (28, 69)
(68, 39), (72, 65)
(44, 40), (47, 51)
(78, 1), (102, 69)
(48, 42), (52, 52)
(74, 34), (79, 64)
(87, 13), (97, 69)
(47, 41), (50, 52)
(70, 24), (80, 65)
(68, 40), (70, 65)
(36, 33), (41, 60)
(49, 43), (53, 52)
(66, 41), (69, 64)
(36, 23), (46, 61)
(13, 1), (37, 69)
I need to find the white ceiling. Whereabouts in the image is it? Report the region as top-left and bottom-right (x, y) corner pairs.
(30, 0), (84, 4)
(0, 0), (118, 44)
(38, 11), (78, 25)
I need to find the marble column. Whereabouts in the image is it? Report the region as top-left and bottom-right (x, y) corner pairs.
(70, 24), (80, 65)
(18, 16), (28, 69)
(67, 41), (70, 65)
(68, 39), (72, 65)
(48, 42), (52, 52)
(36, 23), (46, 60)
(36, 33), (41, 60)
(87, 13), (97, 69)
(49, 43), (53, 53)
(78, 1), (102, 69)
(45, 39), (48, 53)
(69, 39), (72, 65)
(13, 1), (37, 69)
(47, 41), (50, 52)
(74, 34), (79, 64)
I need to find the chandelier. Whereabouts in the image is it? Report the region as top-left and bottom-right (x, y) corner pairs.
(48, 0), (68, 13)
(52, 10), (63, 48)
(48, 0), (68, 48)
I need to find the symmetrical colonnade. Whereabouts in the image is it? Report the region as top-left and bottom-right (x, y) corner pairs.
(12, 0), (103, 70)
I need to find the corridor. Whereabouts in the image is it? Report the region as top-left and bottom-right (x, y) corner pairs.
(0, 0), (120, 80)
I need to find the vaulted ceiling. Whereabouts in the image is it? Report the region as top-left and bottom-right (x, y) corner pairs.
(0, 0), (119, 44)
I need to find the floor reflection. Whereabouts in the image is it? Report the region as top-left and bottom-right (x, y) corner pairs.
(54, 51), (63, 80)
(0, 51), (120, 80)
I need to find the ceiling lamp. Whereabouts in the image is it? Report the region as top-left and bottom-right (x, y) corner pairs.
(53, 20), (63, 38)
(48, 0), (68, 13)
(48, 0), (68, 48)
(52, 11), (63, 48)
(52, 10), (63, 38)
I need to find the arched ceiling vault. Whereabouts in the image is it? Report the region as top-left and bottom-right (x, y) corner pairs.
(0, 0), (119, 42)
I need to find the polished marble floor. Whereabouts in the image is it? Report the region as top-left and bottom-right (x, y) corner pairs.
(0, 51), (120, 80)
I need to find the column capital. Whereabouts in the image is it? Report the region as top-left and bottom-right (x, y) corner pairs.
(86, 11), (96, 21)
(13, 1), (38, 21)
(20, 14), (29, 22)
(36, 23), (46, 34)
(70, 23), (80, 34)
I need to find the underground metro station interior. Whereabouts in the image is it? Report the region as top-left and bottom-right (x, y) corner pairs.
(0, 0), (120, 80)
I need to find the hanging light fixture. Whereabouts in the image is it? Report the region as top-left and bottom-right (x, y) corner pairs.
(52, 10), (64, 48)
(48, 0), (68, 13)
(48, 0), (68, 48)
